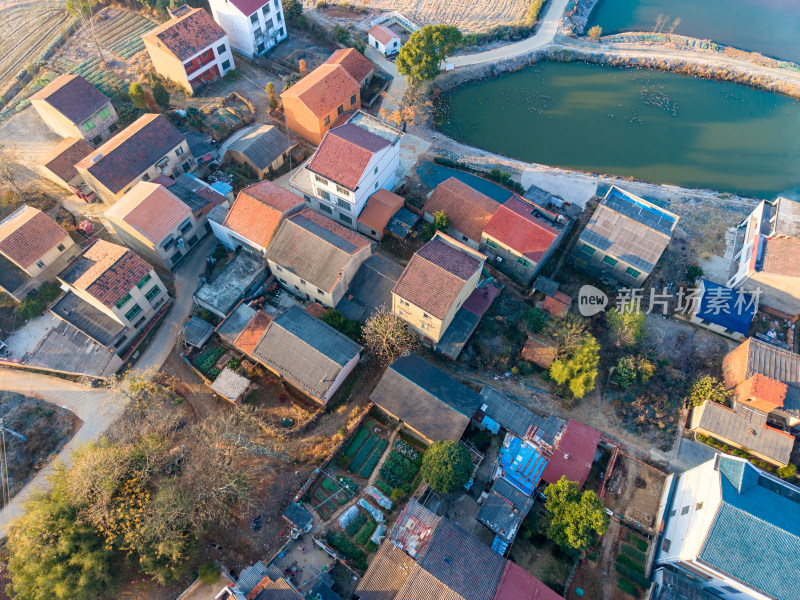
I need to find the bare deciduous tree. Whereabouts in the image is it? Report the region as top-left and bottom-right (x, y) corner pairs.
(361, 306), (419, 365)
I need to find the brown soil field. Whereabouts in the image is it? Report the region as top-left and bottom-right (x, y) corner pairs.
(361, 0), (530, 32)
(604, 454), (665, 530)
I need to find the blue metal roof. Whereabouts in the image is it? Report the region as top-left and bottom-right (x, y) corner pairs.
(695, 279), (755, 335)
(211, 180), (233, 196)
(497, 435), (547, 496)
(698, 457), (800, 600)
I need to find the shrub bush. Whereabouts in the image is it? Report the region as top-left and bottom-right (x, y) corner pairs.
(198, 562), (220, 584)
(353, 519), (377, 546)
(326, 533), (367, 570)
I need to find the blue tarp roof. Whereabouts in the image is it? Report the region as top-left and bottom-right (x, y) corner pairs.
(210, 180), (233, 196)
(497, 435), (547, 496)
(695, 278), (756, 335)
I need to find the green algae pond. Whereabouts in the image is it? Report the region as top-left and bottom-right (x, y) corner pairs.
(587, 0), (800, 63)
(434, 62), (800, 198)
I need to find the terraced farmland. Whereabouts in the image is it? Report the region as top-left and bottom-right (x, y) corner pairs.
(0, 2), (75, 92)
(93, 7), (157, 59)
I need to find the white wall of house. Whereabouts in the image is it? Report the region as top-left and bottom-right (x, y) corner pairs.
(368, 32), (400, 56)
(210, 221), (266, 255)
(321, 352), (359, 404)
(208, 0), (286, 57)
(308, 143), (399, 230)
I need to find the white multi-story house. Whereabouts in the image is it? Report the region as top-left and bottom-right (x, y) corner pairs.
(653, 454), (800, 600)
(289, 111), (402, 231)
(208, 0), (287, 58)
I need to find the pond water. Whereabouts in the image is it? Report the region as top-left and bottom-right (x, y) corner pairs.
(586, 0), (800, 63)
(434, 62), (800, 198)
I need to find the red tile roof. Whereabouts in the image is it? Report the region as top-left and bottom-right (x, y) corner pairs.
(736, 374), (787, 413)
(393, 235), (484, 320)
(760, 236), (800, 277)
(542, 291), (571, 318)
(281, 63), (359, 119)
(541, 419), (601, 488)
(76, 114), (186, 195)
(223, 181), (304, 250)
(358, 189), (405, 233)
(324, 48), (375, 84)
(143, 7), (226, 62)
(369, 24), (398, 46)
(64, 240), (153, 308)
(493, 561), (564, 600)
(521, 334), (557, 369)
(307, 123), (390, 190)
(106, 182), (191, 243)
(41, 137), (93, 184)
(30, 74), (109, 125)
(224, 0), (266, 17)
(483, 196), (560, 261)
(234, 310), (273, 356)
(0, 206), (70, 268)
(425, 177), (501, 242)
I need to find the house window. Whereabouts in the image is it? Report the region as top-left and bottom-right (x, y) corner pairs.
(337, 104), (344, 115)
(179, 219), (193, 234)
(486, 239), (498, 249)
(400, 299), (409, 307)
(602, 255), (618, 267)
(99, 107), (110, 120)
(273, 0), (278, 8)
(277, 27), (284, 36)
(141, 173), (150, 182)
(303, 194), (312, 203)
(350, 94), (357, 105)
(125, 303), (142, 321)
(374, 166), (378, 174)
(136, 273), (152, 288)
(423, 312), (430, 319)
(265, 17), (274, 29)
(300, 279), (306, 285)
(57, 243), (65, 252)
(36, 260), (45, 269)
(319, 190), (331, 201)
(175, 146), (184, 157)
(696, 502), (704, 510)
(339, 214), (352, 225)
(319, 204), (332, 214)
(374, 181), (379, 189)
(323, 115), (330, 126)
(661, 539), (671, 552)
(276, 13), (282, 23)
(724, 328), (736, 335)
(314, 174), (327, 186)
(681, 505), (690, 515)
(668, 509), (676, 517)
(721, 586), (739, 594)
(317, 288), (324, 295)
(257, 42), (265, 53)
(222, 59), (231, 70)
(145, 285), (161, 301)
(420, 322), (430, 331)
(625, 266), (641, 278)
(83, 120), (95, 132)
(184, 61), (193, 70)
(115, 293), (132, 309)
(581, 244), (595, 255)
(462, 235), (468, 242)
(250, 13), (259, 23)
(262, 4), (270, 14)
(336, 185), (349, 196)
(217, 43), (226, 55)
(337, 198), (349, 211)
(517, 257), (530, 268)
(162, 236), (175, 250)
(275, 265), (283, 271)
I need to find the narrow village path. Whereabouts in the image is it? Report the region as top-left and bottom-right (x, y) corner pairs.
(365, 45), (406, 112)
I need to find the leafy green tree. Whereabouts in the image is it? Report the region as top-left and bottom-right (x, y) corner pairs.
(420, 440), (472, 494)
(432, 210), (450, 232)
(588, 25), (602, 40)
(266, 82), (279, 110)
(333, 24), (351, 45)
(550, 335), (600, 400)
(686, 375), (732, 407)
(396, 25), (463, 84)
(322, 309), (362, 341)
(545, 314), (588, 357)
(606, 308), (645, 348)
(544, 476), (609, 553)
(7, 466), (115, 600)
(777, 463), (797, 480)
(198, 562), (221, 584)
(612, 355), (655, 388)
(150, 74), (170, 110)
(283, 0), (302, 20)
(129, 82), (146, 109)
(524, 308), (547, 333)
(686, 264), (704, 283)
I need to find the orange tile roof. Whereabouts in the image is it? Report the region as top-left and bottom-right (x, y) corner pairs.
(542, 291), (571, 317)
(521, 334), (557, 369)
(0, 206), (70, 268)
(222, 181), (304, 250)
(234, 310), (273, 356)
(482, 196), (560, 261)
(281, 63), (359, 119)
(424, 177), (501, 242)
(64, 240), (152, 308)
(759, 237), (800, 277)
(393, 235), (483, 320)
(736, 374), (787, 413)
(106, 182), (191, 243)
(30, 74), (109, 125)
(358, 189), (404, 232)
(41, 137), (93, 184)
(369, 24), (398, 46)
(143, 7), (225, 62)
(324, 48), (375, 84)
(307, 123), (390, 190)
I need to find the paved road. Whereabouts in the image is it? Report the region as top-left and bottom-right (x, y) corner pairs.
(366, 45), (406, 112)
(447, 0), (570, 67)
(0, 369), (119, 537)
(0, 235), (213, 537)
